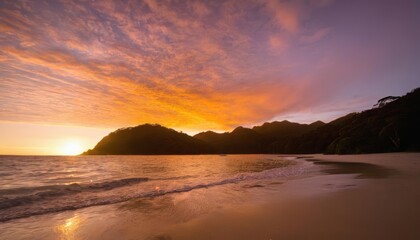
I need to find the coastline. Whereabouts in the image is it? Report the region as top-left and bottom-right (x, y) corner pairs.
(0, 153), (419, 240)
(165, 153), (420, 240)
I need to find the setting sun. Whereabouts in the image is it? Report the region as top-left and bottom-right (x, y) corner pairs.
(59, 141), (83, 156)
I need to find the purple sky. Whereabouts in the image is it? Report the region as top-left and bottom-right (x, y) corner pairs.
(0, 0), (419, 154)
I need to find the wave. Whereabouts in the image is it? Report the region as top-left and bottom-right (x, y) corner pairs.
(0, 161), (311, 222)
(0, 177), (149, 210)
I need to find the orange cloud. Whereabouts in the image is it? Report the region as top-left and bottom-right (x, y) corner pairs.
(0, 0), (334, 131)
(269, 34), (289, 53)
(265, 0), (301, 34)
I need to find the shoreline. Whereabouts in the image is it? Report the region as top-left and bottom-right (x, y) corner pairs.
(0, 153), (419, 239)
(164, 153), (420, 240)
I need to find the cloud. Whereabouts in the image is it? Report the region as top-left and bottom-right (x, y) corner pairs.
(0, 0), (345, 131)
(264, 0), (301, 34)
(190, 1), (211, 17)
(269, 34), (289, 52)
(310, 0), (335, 7)
(300, 27), (330, 44)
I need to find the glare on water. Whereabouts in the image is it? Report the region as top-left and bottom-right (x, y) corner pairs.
(55, 214), (81, 240)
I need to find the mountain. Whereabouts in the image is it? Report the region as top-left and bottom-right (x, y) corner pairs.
(83, 124), (213, 155)
(84, 88), (420, 155)
(319, 89), (420, 153)
(194, 126), (268, 154)
(282, 88), (420, 154)
(251, 120), (325, 153)
(252, 120), (324, 138)
(194, 121), (323, 154)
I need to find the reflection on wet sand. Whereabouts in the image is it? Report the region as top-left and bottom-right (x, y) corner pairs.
(1, 154), (418, 240)
(55, 214), (81, 240)
(307, 159), (397, 178)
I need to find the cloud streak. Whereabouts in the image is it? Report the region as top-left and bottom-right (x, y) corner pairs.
(0, 0), (418, 131)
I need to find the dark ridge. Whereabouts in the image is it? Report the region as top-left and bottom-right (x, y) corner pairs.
(84, 87), (420, 155)
(84, 124), (214, 155)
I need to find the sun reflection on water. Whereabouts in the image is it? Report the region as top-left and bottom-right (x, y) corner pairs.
(55, 214), (81, 240)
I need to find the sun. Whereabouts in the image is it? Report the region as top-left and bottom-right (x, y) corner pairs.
(59, 140), (83, 156)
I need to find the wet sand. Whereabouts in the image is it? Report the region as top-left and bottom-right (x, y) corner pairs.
(1, 153), (419, 240)
(165, 153), (420, 240)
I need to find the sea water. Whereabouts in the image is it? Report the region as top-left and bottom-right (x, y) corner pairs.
(0, 155), (317, 239)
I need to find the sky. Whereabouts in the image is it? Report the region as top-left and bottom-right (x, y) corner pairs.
(0, 0), (419, 155)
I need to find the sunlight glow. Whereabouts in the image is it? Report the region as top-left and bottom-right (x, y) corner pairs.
(59, 140), (83, 156)
(56, 214), (81, 240)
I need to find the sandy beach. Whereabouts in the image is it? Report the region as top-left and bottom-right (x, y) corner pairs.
(164, 153), (420, 240)
(1, 153), (419, 240)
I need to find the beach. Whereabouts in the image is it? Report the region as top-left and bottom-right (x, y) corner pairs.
(0, 153), (419, 239)
(167, 153), (420, 240)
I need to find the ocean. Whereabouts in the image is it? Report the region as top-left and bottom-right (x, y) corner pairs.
(0, 154), (321, 239)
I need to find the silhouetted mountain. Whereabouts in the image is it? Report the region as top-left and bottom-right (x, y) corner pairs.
(85, 88), (420, 155)
(277, 113), (358, 154)
(83, 124), (213, 155)
(309, 120), (326, 128)
(252, 120), (323, 139)
(251, 120), (325, 153)
(321, 89), (420, 153)
(195, 126), (268, 154)
(283, 88), (420, 154)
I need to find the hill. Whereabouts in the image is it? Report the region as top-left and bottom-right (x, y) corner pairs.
(252, 120), (325, 153)
(194, 121), (324, 154)
(84, 88), (420, 155)
(194, 126), (268, 154)
(83, 124), (213, 155)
